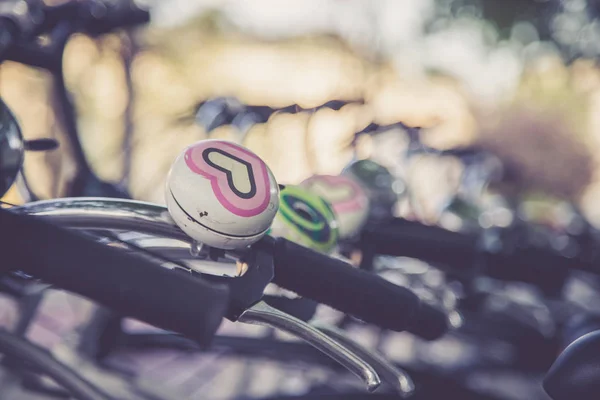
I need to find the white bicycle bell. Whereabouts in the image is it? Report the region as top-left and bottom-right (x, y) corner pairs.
(166, 139), (280, 250)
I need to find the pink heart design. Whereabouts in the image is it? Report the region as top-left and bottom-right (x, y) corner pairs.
(184, 141), (271, 217)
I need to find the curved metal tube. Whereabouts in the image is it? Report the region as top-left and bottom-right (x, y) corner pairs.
(14, 199), (243, 276)
(0, 330), (111, 400)
(239, 301), (381, 392)
(13, 197), (190, 243)
(315, 324), (414, 397)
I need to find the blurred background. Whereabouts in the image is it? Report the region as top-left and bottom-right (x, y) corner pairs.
(4, 0), (600, 224)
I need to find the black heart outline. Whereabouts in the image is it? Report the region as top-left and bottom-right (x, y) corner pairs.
(202, 148), (257, 200)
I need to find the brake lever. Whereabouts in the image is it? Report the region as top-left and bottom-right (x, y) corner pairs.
(313, 323), (414, 397)
(238, 301), (381, 392)
(204, 245), (382, 392)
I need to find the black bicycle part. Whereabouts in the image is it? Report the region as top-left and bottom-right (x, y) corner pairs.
(560, 313), (600, 352)
(360, 217), (577, 294)
(254, 236), (449, 340)
(0, 207), (229, 346)
(543, 329), (600, 400)
(0, 97), (24, 198)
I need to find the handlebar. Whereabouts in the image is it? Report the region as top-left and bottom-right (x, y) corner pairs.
(254, 236), (449, 340)
(362, 219), (478, 269)
(0, 208), (228, 346)
(361, 218), (577, 293)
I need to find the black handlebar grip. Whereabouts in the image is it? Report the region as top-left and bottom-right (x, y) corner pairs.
(543, 330), (600, 400)
(0, 209), (228, 346)
(561, 314), (600, 352)
(361, 219), (478, 271)
(408, 300), (450, 340)
(267, 237), (449, 340)
(362, 219), (573, 293)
